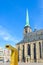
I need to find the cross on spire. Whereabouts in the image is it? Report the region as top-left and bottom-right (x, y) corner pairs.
(25, 9), (30, 26)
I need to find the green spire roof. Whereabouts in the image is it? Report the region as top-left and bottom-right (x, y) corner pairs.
(25, 9), (30, 26)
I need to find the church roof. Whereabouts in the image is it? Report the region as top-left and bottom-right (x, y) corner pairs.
(16, 29), (43, 45)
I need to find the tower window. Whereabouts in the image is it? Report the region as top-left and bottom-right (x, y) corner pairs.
(25, 30), (27, 33)
(25, 28), (27, 33)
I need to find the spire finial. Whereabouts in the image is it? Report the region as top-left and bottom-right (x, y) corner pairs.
(25, 9), (30, 26)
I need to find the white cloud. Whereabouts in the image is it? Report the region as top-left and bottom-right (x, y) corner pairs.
(0, 25), (18, 43)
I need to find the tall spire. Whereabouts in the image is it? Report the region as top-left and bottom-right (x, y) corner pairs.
(25, 9), (30, 26)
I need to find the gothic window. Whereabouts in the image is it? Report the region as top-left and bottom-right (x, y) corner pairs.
(27, 44), (30, 56)
(22, 45), (25, 62)
(34, 43), (36, 62)
(39, 42), (42, 58)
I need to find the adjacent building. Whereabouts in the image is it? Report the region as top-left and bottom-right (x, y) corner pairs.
(0, 47), (4, 61)
(16, 9), (43, 63)
(4, 49), (11, 62)
(0, 47), (11, 62)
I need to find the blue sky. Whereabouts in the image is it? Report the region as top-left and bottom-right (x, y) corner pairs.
(0, 0), (43, 48)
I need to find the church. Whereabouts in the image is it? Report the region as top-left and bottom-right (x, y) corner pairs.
(16, 9), (43, 63)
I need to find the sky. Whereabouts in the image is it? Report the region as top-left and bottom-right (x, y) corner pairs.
(0, 0), (43, 48)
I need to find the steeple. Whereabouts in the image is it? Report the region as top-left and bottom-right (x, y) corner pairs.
(24, 9), (32, 34)
(25, 9), (30, 26)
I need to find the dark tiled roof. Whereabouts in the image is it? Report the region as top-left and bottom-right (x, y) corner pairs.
(16, 29), (43, 45)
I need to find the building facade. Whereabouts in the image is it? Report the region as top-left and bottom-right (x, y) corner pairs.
(16, 9), (43, 63)
(0, 47), (11, 62)
(4, 49), (11, 62)
(0, 47), (4, 61)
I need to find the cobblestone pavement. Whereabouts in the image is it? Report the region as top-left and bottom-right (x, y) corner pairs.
(0, 61), (43, 65)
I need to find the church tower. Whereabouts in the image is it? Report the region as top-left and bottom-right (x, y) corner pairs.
(24, 9), (32, 35)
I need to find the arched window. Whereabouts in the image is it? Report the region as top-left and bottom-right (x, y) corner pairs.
(25, 28), (27, 33)
(34, 43), (36, 62)
(27, 44), (30, 56)
(39, 42), (42, 58)
(22, 45), (25, 62)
